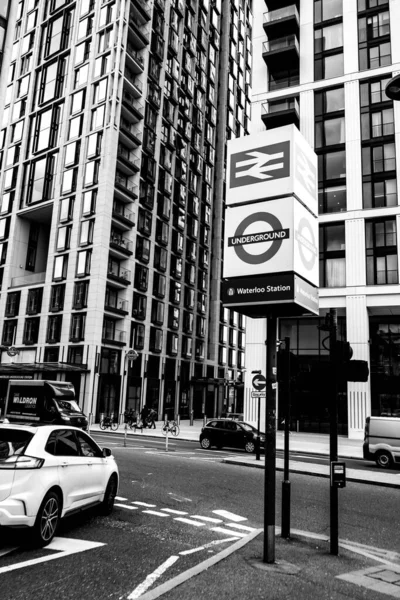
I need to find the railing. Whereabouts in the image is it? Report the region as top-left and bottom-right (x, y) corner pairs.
(263, 5), (299, 24)
(117, 146), (140, 169)
(115, 175), (137, 196)
(120, 118), (142, 141)
(105, 298), (129, 312)
(113, 201), (135, 223)
(122, 91), (145, 115)
(124, 71), (143, 94)
(126, 44), (144, 66)
(102, 327), (127, 343)
(262, 97), (299, 115)
(110, 232), (133, 252)
(263, 35), (299, 54)
(10, 272), (46, 288)
(108, 266), (131, 281)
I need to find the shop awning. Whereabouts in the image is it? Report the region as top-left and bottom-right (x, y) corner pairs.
(0, 362), (89, 376)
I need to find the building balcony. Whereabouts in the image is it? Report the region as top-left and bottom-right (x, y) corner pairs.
(130, 0), (151, 24)
(124, 72), (143, 98)
(115, 175), (138, 200)
(102, 327), (127, 346)
(119, 119), (142, 148)
(110, 232), (133, 256)
(10, 272), (46, 288)
(261, 97), (299, 130)
(121, 92), (144, 123)
(128, 17), (150, 49)
(107, 266), (131, 285)
(117, 145), (140, 174)
(262, 34), (299, 67)
(125, 44), (144, 75)
(104, 298), (129, 316)
(112, 201), (135, 228)
(263, 5), (299, 37)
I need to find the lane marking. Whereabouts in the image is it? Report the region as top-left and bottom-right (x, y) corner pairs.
(179, 538), (240, 555)
(160, 509), (188, 515)
(212, 510), (247, 522)
(174, 518), (205, 527)
(142, 510), (170, 517)
(132, 501), (156, 507)
(189, 516), (223, 523)
(0, 538), (105, 575)
(115, 504), (138, 510)
(127, 555), (179, 599)
(225, 523), (256, 532)
(115, 496), (128, 501)
(211, 527), (247, 538)
(168, 493), (192, 502)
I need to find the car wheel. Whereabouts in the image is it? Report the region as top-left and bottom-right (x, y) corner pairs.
(376, 450), (393, 469)
(100, 474), (118, 515)
(32, 490), (61, 547)
(200, 437), (212, 450)
(245, 440), (256, 453)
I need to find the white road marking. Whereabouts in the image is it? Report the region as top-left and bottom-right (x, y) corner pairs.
(179, 538), (239, 555)
(0, 547), (18, 558)
(115, 496), (128, 501)
(211, 527), (247, 538)
(225, 523), (256, 532)
(115, 504), (138, 510)
(132, 501), (156, 507)
(142, 510), (170, 517)
(168, 493), (192, 502)
(161, 509), (188, 515)
(189, 516), (223, 523)
(0, 538), (105, 575)
(212, 510), (247, 522)
(127, 555), (179, 599)
(174, 517), (205, 527)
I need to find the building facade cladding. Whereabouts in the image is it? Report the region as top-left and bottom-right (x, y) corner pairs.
(248, 0), (400, 439)
(0, 0), (12, 73)
(0, 0), (252, 422)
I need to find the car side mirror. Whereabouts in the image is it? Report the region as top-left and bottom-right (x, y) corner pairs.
(102, 447), (112, 457)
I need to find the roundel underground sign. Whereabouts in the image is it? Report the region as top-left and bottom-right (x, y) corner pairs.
(228, 212), (290, 265)
(295, 217), (317, 272)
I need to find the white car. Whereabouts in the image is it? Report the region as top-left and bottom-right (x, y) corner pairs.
(0, 423), (119, 546)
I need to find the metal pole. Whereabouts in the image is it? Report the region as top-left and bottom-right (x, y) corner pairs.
(329, 309), (339, 555)
(256, 395), (261, 461)
(281, 337), (291, 538)
(263, 314), (277, 563)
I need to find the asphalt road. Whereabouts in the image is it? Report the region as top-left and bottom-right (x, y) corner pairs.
(1, 436), (400, 600)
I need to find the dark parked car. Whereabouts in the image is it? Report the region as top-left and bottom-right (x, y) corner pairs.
(199, 419), (265, 453)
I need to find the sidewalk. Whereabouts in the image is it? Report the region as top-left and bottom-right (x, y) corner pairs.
(90, 419), (400, 488)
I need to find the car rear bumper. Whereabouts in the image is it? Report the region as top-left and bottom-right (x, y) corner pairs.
(0, 500), (35, 528)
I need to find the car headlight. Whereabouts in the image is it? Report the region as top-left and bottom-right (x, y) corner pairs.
(61, 416), (71, 421)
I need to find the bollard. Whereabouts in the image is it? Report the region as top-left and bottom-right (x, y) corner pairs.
(124, 422), (127, 447)
(164, 414), (168, 452)
(190, 410), (194, 426)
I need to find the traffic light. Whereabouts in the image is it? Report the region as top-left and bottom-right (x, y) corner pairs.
(343, 360), (369, 383)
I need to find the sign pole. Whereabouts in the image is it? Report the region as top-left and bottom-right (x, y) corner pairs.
(256, 395), (261, 461)
(281, 336), (291, 538)
(263, 314), (277, 564)
(329, 309), (339, 555)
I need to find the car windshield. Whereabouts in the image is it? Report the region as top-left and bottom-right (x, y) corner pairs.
(54, 400), (82, 413)
(0, 428), (34, 459)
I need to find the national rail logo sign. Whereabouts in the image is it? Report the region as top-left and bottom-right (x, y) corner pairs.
(230, 141), (290, 188)
(226, 126), (318, 216)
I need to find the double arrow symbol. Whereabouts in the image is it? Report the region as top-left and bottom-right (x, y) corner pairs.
(235, 151), (285, 181)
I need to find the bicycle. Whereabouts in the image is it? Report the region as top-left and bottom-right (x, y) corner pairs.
(124, 409), (137, 429)
(100, 414), (119, 431)
(161, 420), (180, 437)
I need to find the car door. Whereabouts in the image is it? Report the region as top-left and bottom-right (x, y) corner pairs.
(224, 422), (244, 449)
(75, 431), (107, 500)
(51, 429), (93, 511)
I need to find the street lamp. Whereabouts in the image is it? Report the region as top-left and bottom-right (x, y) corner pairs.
(385, 74), (400, 101)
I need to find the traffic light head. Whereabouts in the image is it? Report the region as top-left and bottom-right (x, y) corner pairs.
(334, 340), (353, 363)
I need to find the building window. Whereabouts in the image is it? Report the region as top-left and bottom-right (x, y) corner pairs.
(318, 185), (346, 214)
(25, 154), (56, 205)
(25, 224), (39, 271)
(76, 249), (91, 277)
(46, 315), (62, 343)
(134, 265), (148, 292)
(136, 236), (151, 263)
(153, 273), (166, 299)
(23, 317), (40, 344)
(73, 281), (89, 309)
(363, 179), (397, 209)
(315, 52), (344, 81)
(318, 150), (346, 181)
(319, 223), (346, 288)
(67, 345), (84, 364)
(154, 246), (167, 272)
(56, 225), (71, 251)
(149, 327), (163, 352)
(5, 291), (21, 317)
(133, 323), (145, 350)
(361, 107), (394, 140)
(26, 288), (43, 315)
(314, 0), (343, 23)
(70, 313), (86, 341)
(49, 284), (65, 311)
(360, 41), (391, 71)
(132, 293), (147, 320)
(53, 254), (68, 280)
(366, 218), (398, 285)
(2, 320), (17, 345)
(362, 143), (396, 175)
(44, 346), (60, 362)
(59, 196), (74, 222)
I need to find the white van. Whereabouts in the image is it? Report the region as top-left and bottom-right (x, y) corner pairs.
(363, 416), (400, 468)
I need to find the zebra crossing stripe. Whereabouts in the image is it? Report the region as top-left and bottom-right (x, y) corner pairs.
(225, 523), (256, 532)
(212, 510), (247, 522)
(115, 504), (138, 510)
(211, 527), (247, 538)
(142, 510), (170, 517)
(161, 509), (188, 515)
(174, 517), (205, 527)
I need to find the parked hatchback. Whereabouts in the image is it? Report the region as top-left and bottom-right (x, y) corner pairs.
(0, 424), (118, 546)
(199, 419), (264, 453)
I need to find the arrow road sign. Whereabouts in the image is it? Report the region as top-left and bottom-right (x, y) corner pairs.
(252, 374), (267, 391)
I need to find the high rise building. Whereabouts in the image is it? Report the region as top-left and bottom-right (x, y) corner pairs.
(0, 0), (253, 421)
(247, 0), (400, 439)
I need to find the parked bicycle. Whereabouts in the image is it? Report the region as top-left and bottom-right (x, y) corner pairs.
(161, 420), (180, 437)
(100, 414), (119, 431)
